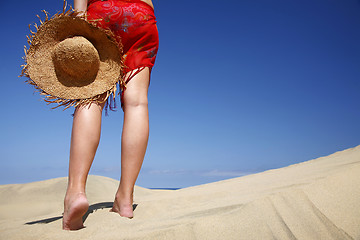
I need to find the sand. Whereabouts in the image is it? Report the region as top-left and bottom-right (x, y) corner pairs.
(1, 145), (359, 239)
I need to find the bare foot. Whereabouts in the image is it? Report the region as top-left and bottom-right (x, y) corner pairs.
(63, 192), (89, 230)
(110, 193), (134, 218)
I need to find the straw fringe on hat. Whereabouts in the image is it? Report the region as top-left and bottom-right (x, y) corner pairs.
(20, 1), (125, 111)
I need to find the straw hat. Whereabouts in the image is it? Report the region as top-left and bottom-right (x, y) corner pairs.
(21, 5), (125, 109)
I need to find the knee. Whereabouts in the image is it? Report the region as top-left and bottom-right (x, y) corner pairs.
(123, 94), (148, 109)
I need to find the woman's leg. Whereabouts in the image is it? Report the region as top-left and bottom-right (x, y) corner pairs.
(111, 68), (150, 218)
(63, 98), (106, 230)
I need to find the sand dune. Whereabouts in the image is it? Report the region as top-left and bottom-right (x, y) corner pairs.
(1, 145), (359, 239)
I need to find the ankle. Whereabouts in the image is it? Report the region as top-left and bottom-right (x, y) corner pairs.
(66, 183), (86, 193)
(65, 191), (87, 203)
(115, 189), (133, 204)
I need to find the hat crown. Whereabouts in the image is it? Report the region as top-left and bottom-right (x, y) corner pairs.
(52, 36), (100, 87)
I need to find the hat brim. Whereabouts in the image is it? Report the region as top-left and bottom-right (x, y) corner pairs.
(21, 8), (125, 109)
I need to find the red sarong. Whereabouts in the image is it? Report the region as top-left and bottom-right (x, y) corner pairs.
(87, 0), (159, 108)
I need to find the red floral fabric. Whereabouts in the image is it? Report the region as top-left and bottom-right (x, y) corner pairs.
(87, 0), (159, 80)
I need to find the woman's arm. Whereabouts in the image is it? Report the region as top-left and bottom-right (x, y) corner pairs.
(74, 0), (88, 15)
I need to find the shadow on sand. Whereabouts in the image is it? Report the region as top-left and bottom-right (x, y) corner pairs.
(25, 202), (138, 225)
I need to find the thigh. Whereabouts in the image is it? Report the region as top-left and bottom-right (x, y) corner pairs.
(74, 92), (107, 115)
(122, 67), (150, 107)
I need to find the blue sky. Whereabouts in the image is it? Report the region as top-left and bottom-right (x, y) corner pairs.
(0, 0), (359, 188)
